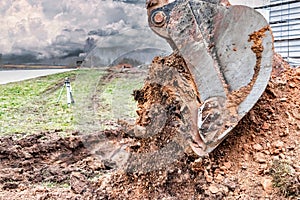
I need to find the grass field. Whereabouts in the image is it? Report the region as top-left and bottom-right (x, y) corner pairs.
(0, 69), (145, 136)
(0, 70), (79, 135)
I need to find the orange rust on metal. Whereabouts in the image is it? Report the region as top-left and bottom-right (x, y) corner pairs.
(146, 0), (169, 15)
(248, 25), (271, 68)
(153, 11), (166, 25)
(247, 25), (272, 94)
(220, 0), (231, 6)
(227, 25), (272, 111)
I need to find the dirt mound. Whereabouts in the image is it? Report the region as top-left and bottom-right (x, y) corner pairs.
(105, 53), (299, 199)
(0, 53), (299, 199)
(0, 130), (124, 199)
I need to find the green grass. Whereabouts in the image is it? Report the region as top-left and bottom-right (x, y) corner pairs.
(42, 181), (70, 189)
(0, 69), (106, 135)
(270, 159), (299, 197)
(74, 71), (145, 132)
(0, 69), (146, 136)
(97, 74), (144, 126)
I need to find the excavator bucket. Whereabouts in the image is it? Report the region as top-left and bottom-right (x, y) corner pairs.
(147, 0), (273, 156)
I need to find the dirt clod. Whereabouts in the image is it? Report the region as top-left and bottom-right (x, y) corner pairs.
(70, 172), (89, 194)
(254, 152), (267, 163)
(253, 143), (264, 151)
(261, 177), (273, 194)
(208, 184), (220, 194)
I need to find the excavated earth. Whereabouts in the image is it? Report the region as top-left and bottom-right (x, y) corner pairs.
(0, 53), (299, 199)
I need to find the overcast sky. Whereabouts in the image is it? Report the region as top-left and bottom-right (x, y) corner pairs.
(0, 0), (170, 63)
(1, 0), (269, 65)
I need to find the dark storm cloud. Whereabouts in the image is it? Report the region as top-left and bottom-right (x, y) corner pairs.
(88, 29), (119, 37)
(0, 0), (171, 65)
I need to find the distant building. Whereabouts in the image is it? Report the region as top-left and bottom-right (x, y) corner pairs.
(230, 0), (300, 66)
(267, 0), (300, 66)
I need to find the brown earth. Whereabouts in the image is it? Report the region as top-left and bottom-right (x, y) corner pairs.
(0, 53), (299, 199)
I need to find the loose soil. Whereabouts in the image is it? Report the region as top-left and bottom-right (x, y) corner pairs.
(0, 53), (299, 199)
